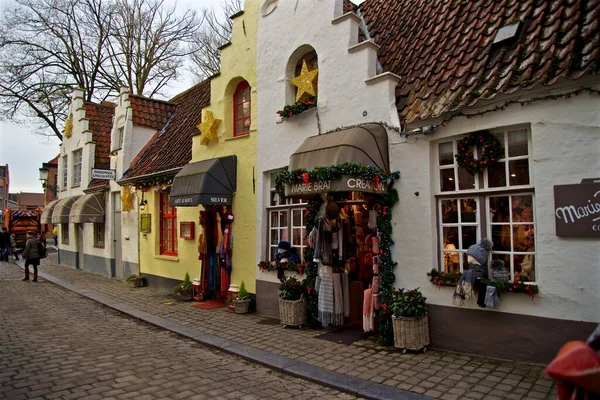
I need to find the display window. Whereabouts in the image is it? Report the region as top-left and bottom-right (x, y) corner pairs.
(159, 191), (177, 256)
(436, 126), (536, 282)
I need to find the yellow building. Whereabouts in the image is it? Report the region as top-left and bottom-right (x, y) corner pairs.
(168, 0), (258, 296)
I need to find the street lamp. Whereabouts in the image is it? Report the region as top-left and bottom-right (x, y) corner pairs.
(39, 164), (59, 196)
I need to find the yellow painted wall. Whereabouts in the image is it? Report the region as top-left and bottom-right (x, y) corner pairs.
(138, 188), (201, 283)
(190, 0), (259, 293)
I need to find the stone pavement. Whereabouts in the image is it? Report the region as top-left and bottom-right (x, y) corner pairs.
(0, 263), (355, 400)
(12, 256), (556, 400)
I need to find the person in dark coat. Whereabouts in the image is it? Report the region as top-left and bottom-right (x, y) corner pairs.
(0, 226), (12, 261)
(22, 231), (40, 282)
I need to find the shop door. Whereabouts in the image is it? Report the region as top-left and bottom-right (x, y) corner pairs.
(114, 212), (123, 279)
(77, 224), (84, 270)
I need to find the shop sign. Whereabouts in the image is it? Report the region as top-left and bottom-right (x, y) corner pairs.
(169, 193), (232, 207)
(284, 175), (387, 197)
(554, 179), (600, 238)
(91, 168), (116, 180)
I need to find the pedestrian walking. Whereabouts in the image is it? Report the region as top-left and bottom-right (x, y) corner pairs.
(22, 231), (40, 282)
(8, 233), (19, 261)
(52, 225), (58, 246)
(1, 226), (11, 262)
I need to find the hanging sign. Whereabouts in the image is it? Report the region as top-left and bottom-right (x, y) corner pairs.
(553, 179), (600, 238)
(91, 168), (116, 180)
(284, 175), (386, 197)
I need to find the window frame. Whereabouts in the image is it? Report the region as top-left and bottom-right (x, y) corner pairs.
(233, 81), (251, 137)
(159, 191), (177, 256)
(93, 222), (105, 247)
(61, 223), (69, 244)
(266, 172), (307, 263)
(72, 149), (82, 187)
(435, 126), (537, 283)
(62, 155), (68, 191)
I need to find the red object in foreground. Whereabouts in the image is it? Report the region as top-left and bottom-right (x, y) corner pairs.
(544, 341), (600, 399)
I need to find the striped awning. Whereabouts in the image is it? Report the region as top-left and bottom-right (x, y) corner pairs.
(70, 193), (106, 223)
(40, 199), (60, 224)
(51, 196), (81, 224)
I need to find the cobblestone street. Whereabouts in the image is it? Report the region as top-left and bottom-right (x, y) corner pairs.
(0, 262), (356, 400)
(1, 256), (557, 399)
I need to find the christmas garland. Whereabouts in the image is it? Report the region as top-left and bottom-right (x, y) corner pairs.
(133, 175), (174, 190)
(276, 97), (317, 119)
(427, 269), (539, 299)
(275, 163), (393, 201)
(303, 195), (324, 327)
(258, 261), (307, 275)
(455, 131), (502, 175)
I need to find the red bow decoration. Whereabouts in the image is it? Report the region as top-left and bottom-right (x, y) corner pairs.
(374, 175), (380, 189)
(302, 172), (309, 186)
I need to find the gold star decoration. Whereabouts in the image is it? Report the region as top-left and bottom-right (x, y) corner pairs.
(64, 114), (73, 138)
(197, 110), (221, 145)
(290, 59), (319, 102)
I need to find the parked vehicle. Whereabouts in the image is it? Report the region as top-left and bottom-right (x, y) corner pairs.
(3, 208), (42, 250)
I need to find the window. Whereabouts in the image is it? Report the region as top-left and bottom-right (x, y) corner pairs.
(61, 223), (69, 244)
(233, 81), (251, 136)
(159, 191), (177, 255)
(62, 155), (68, 190)
(72, 149), (82, 187)
(267, 172), (307, 262)
(117, 127), (124, 148)
(293, 51), (318, 102)
(437, 127), (536, 282)
(94, 223), (105, 246)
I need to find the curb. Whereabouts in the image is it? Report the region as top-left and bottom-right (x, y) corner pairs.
(17, 263), (428, 400)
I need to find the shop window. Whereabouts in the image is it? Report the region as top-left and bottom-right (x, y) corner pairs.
(62, 155), (68, 190)
(61, 223), (69, 244)
(72, 149), (82, 187)
(267, 171), (307, 262)
(233, 81), (251, 136)
(159, 191), (177, 256)
(94, 223), (105, 247)
(436, 127), (536, 282)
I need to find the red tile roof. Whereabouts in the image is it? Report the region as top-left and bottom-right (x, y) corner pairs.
(84, 101), (115, 169)
(129, 95), (178, 130)
(359, 0), (600, 124)
(121, 80), (212, 181)
(343, 0), (356, 14)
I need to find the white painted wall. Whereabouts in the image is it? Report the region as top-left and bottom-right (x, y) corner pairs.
(256, 0), (401, 284)
(392, 84), (600, 323)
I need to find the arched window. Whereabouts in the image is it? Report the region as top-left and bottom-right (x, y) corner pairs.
(286, 46), (318, 104)
(233, 81), (251, 136)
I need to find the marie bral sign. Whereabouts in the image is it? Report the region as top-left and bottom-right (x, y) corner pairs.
(554, 179), (600, 238)
(284, 175), (387, 197)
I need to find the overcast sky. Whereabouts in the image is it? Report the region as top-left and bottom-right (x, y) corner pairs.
(0, 0), (366, 193)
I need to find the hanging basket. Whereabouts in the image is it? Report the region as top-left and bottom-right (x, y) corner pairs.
(234, 299), (251, 314)
(392, 315), (430, 351)
(279, 296), (306, 327)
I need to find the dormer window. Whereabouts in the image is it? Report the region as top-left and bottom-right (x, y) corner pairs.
(233, 81), (251, 136)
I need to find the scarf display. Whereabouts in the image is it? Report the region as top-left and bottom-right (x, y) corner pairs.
(372, 275), (380, 294)
(332, 273), (344, 326)
(453, 263), (487, 307)
(363, 287), (374, 332)
(318, 273), (336, 327)
(484, 286), (500, 308)
(342, 272), (350, 317)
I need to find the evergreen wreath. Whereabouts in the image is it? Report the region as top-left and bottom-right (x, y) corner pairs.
(455, 131), (502, 175)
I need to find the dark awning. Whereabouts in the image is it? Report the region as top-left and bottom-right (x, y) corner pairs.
(70, 193), (106, 223)
(40, 199), (60, 224)
(285, 123), (389, 197)
(51, 196), (81, 223)
(169, 155), (237, 206)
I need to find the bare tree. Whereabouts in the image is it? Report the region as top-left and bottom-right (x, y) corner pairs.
(106, 0), (200, 98)
(188, 0), (242, 81)
(0, 0), (201, 141)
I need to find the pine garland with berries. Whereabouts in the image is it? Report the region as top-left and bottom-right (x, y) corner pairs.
(276, 97), (317, 119)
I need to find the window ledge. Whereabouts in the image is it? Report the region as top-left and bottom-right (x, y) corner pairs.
(154, 254), (179, 262)
(225, 131), (254, 141)
(71, 185), (81, 189)
(93, 244), (105, 249)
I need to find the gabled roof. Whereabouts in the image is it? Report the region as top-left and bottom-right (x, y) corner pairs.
(129, 95), (178, 130)
(360, 0), (600, 124)
(121, 80), (212, 181)
(83, 101), (115, 169)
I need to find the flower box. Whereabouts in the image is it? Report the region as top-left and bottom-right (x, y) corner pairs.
(392, 315), (430, 351)
(279, 297), (306, 327)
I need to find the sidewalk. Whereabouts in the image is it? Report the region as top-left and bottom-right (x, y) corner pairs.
(14, 257), (556, 400)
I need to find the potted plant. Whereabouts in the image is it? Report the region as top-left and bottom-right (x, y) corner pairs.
(390, 288), (430, 352)
(278, 276), (306, 328)
(233, 281), (250, 314)
(173, 272), (193, 301)
(126, 274), (144, 288)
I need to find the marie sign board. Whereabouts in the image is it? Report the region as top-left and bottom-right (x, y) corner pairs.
(553, 180), (600, 238)
(284, 175), (387, 197)
(91, 168), (116, 180)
